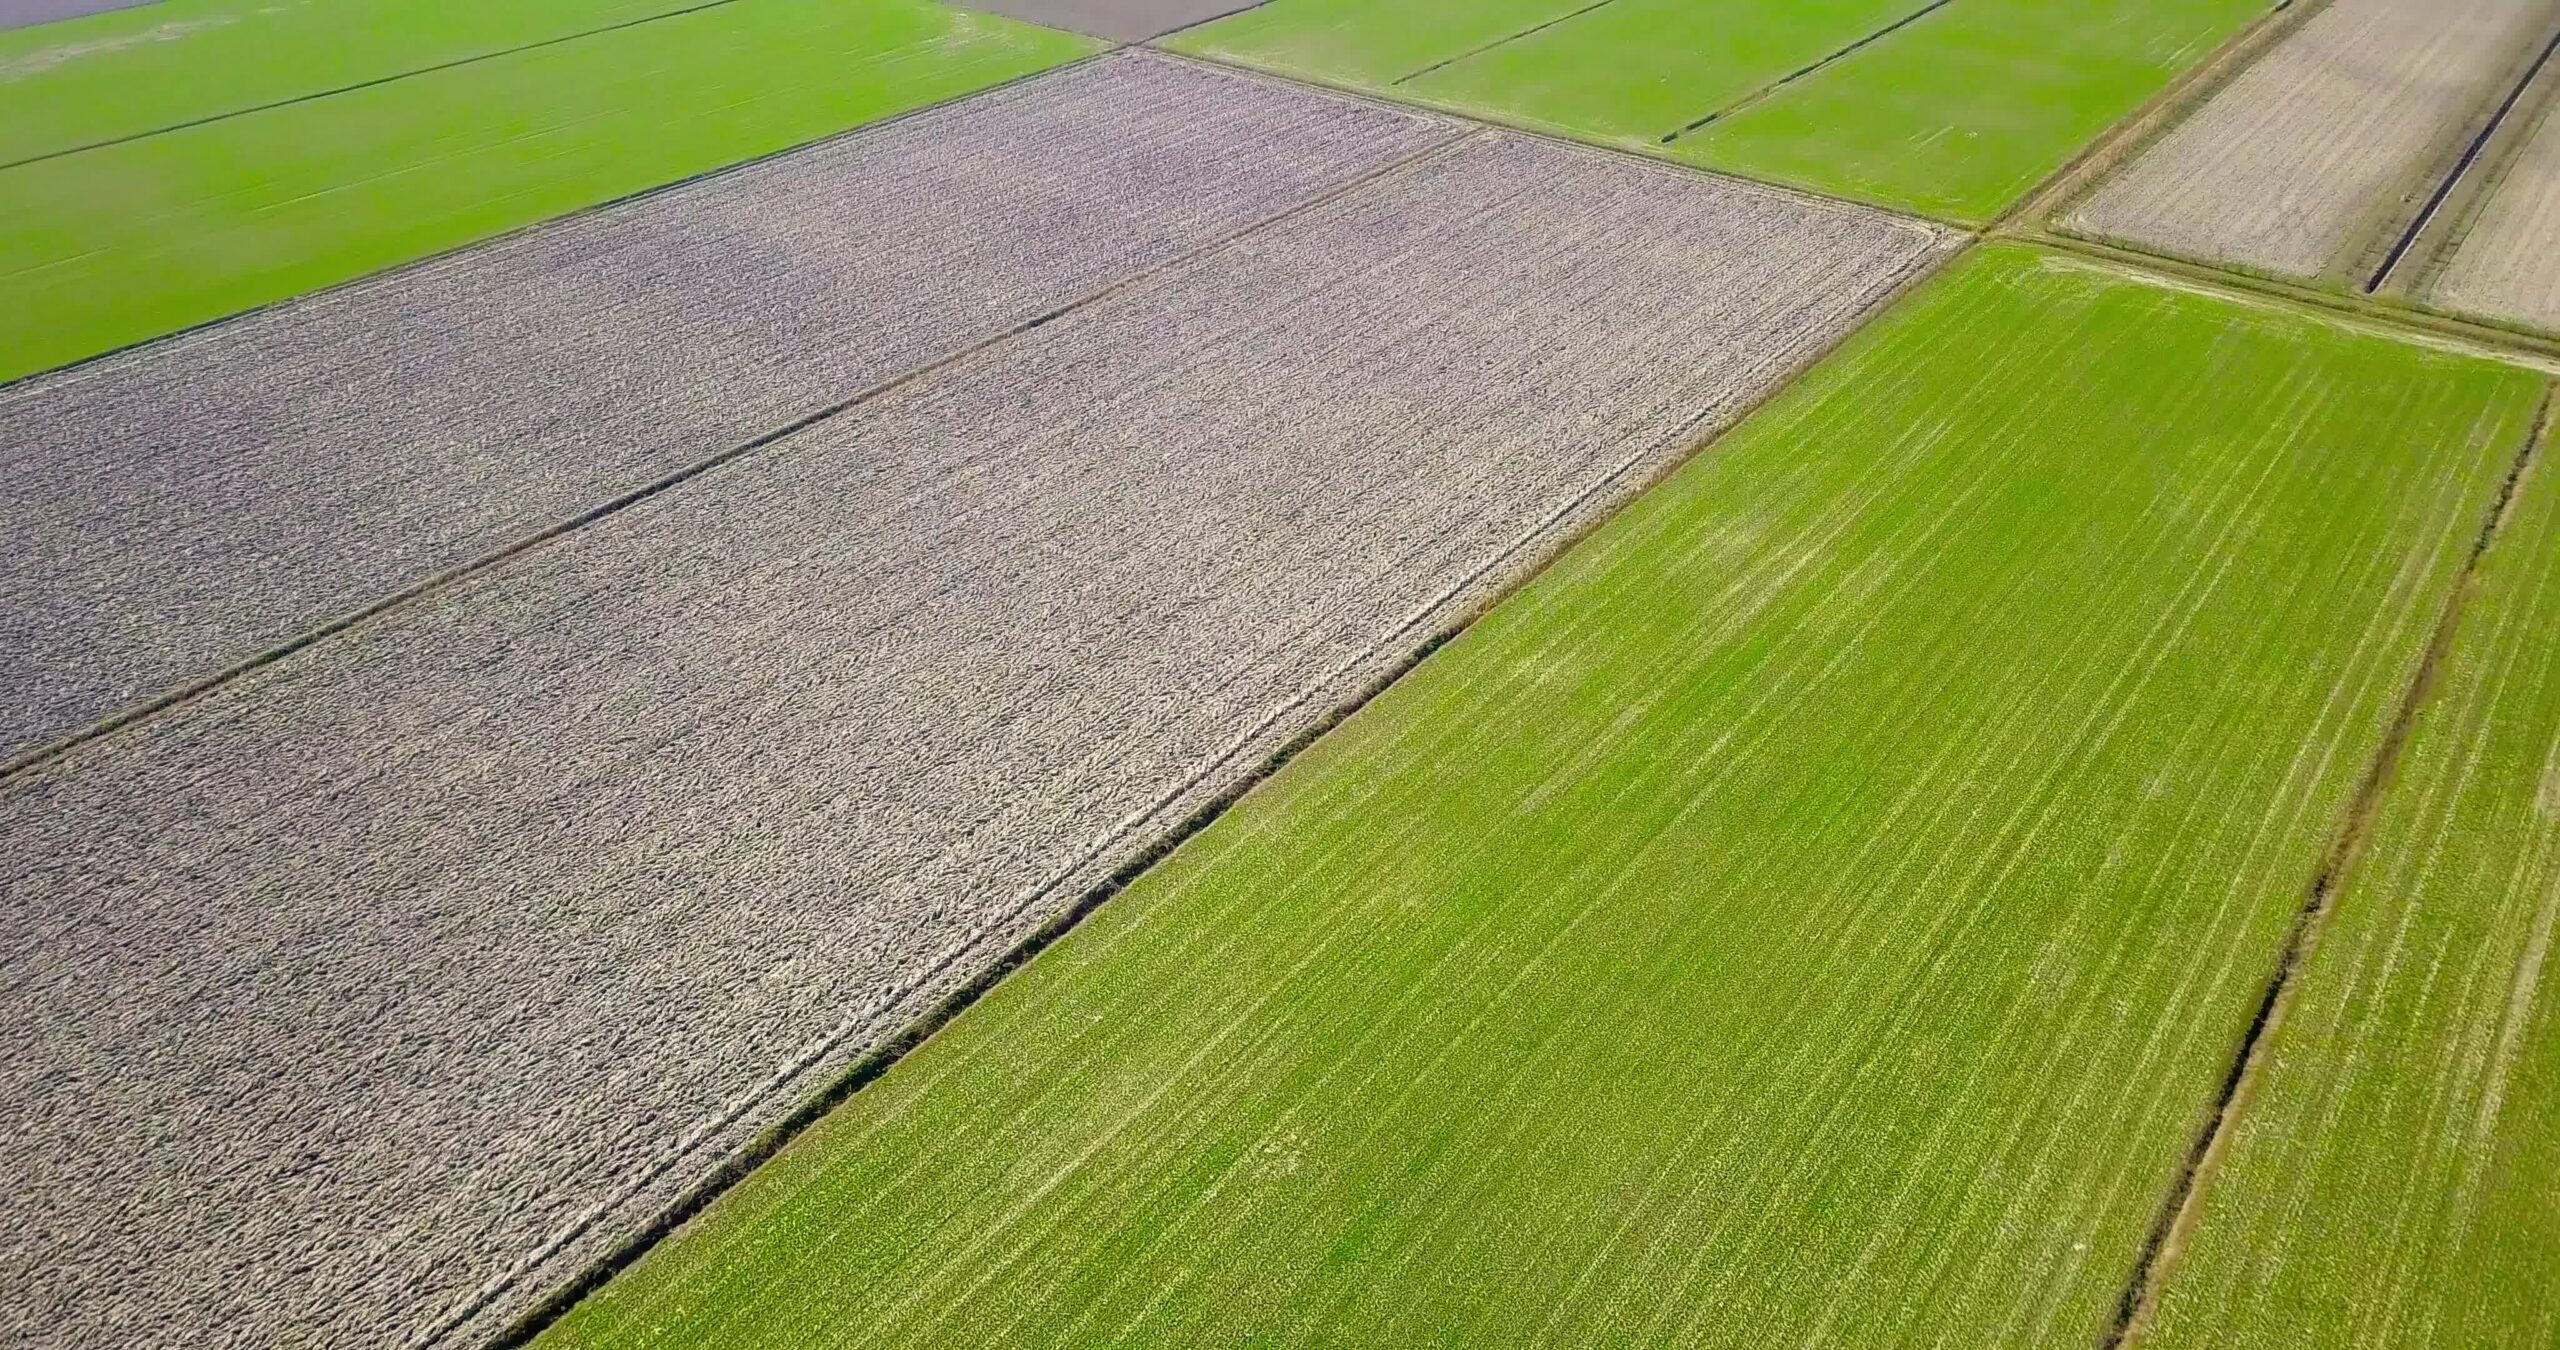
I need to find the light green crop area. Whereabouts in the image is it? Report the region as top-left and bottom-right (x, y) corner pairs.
(0, 0), (1095, 383)
(0, 0), (742, 166)
(2145, 409), (2560, 1348)
(535, 246), (2541, 1348)
(1677, 0), (2265, 222)
(1166, 0), (2263, 221)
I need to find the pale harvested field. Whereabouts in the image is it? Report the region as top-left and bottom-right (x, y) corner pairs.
(2429, 98), (2560, 332)
(0, 134), (1948, 1348)
(0, 52), (1451, 764)
(2066, 0), (2551, 279)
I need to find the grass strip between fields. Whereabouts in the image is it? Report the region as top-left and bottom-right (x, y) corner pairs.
(530, 244), (2544, 1347)
(2141, 399), (2560, 1348)
(1165, 0), (2264, 222)
(0, 0), (1098, 384)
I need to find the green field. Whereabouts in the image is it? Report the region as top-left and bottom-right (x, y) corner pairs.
(2143, 410), (2560, 1348)
(1164, 0), (2261, 220)
(1676, 0), (2265, 222)
(533, 246), (2542, 1348)
(0, 0), (740, 166)
(0, 0), (1093, 383)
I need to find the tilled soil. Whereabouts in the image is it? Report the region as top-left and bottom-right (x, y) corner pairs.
(0, 51), (1450, 764)
(0, 131), (1948, 1347)
(2429, 97), (2560, 332)
(2065, 0), (2552, 279)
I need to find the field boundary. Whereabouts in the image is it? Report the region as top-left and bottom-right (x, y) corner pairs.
(2363, 22), (2560, 292)
(0, 0), (796, 171)
(2101, 389), (2556, 1349)
(2011, 0), (2328, 233)
(0, 68), (1466, 785)
(0, 48), (1116, 399)
(468, 211), (1963, 1350)
(2018, 231), (2560, 371)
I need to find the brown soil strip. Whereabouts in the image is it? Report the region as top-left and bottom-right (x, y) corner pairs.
(2100, 389), (2555, 1349)
(2367, 25), (2560, 291)
(1658, 0), (1958, 144)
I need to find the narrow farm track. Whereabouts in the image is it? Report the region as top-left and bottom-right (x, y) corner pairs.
(2067, 0), (2557, 280)
(2138, 402), (2560, 1347)
(0, 0), (1097, 384)
(0, 54), (1447, 766)
(533, 247), (2543, 1349)
(0, 130), (1943, 1349)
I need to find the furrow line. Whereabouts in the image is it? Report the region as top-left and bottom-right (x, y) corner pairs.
(2368, 24), (2560, 291)
(1658, 0), (1958, 143)
(0, 117), (1474, 786)
(2101, 388), (2555, 1349)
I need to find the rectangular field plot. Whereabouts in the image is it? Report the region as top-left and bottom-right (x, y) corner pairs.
(0, 0), (748, 164)
(536, 246), (2541, 1350)
(1166, 0), (1931, 155)
(2428, 98), (2560, 334)
(2143, 408), (2560, 1349)
(0, 135), (1945, 1349)
(0, 54), (1448, 765)
(0, 0), (1097, 383)
(1674, 0), (2264, 223)
(2066, 0), (2552, 280)
(1166, 0), (2260, 222)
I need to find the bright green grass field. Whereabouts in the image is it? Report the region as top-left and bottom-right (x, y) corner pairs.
(0, 0), (737, 167)
(2143, 416), (2560, 1347)
(1676, 0), (2266, 223)
(1165, 0), (2262, 221)
(0, 0), (1094, 384)
(536, 245), (2541, 1348)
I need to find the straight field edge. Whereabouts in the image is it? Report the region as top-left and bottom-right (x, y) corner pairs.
(460, 203), (1967, 1350)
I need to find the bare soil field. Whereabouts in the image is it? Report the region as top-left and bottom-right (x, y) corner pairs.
(0, 132), (1947, 1349)
(0, 0), (150, 28)
(967, 0), (1259, 42)
(2429, 97), (2560, 332)
(2065, 0), (2552, 280)
(0, 53), (1453, 766)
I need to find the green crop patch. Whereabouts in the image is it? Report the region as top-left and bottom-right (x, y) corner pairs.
(531, 245), (2541, 1348)
(1674, 0), (2266, 222)
(0, 0), (1095, 383)
(2143, 407), (2560, 1349)
(1167, 0), (2262, 222)
(0, 0), (756, 166)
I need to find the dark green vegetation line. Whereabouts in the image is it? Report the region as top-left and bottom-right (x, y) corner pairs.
(1388, 0), (1621, 85)
(531, 246), (2543, 1347)
(0, 0), (765, 170)
(1658, 0), (1957, 142)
